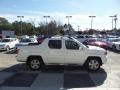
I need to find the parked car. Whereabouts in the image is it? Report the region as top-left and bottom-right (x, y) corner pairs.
(106, 38), (120, 51)
(16, 37), (107, 71)
(20, 35), (29, 39)
(75, 35), (90, 43)
(107, 35), (119, 38)
(83, 39), (108, 49)
(15, 38), (38, 49)
(75, 35), (97, 43)
(0, 38), (19, 51)
(83, 39), (97, 45)
(37, 36), (47, 44)
(29, 35), (37, 39)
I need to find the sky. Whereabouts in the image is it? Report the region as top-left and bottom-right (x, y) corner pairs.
(0, 0), (120, 30)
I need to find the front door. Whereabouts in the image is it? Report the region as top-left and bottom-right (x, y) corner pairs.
(64, 40), (85, 65)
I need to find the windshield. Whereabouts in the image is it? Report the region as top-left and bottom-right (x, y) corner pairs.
(20, 39), (31, 43)
(72, 37), (87, 48)
(2, 39), (10, 42)
(108, 39), (120, 42)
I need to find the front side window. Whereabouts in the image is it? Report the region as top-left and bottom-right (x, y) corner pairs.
(65, 40), (79, 50)
(48, 40), (62, 49)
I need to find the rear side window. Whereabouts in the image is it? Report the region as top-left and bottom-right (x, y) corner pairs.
(48, 40), (62, 49)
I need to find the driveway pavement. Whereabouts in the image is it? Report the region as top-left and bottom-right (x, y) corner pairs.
(0, 50), (120, 90)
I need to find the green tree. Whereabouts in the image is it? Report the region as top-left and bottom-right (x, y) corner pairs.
(0, 17), (11, 30)
(11, 21), (21, 35)
(0, 17), (9, 25)
(36, 20), (64, 36)
(11, 21), (35, 35)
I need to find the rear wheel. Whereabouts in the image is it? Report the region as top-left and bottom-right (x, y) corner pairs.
(112, 45), (116, 51)
(28, 57), (43, 70)
(85, 58), (101, 71)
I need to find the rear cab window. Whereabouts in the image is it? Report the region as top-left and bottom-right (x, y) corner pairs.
(48, 40), (62, 49)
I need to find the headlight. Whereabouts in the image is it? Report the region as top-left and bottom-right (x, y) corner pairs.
(1, 44), (6, 47)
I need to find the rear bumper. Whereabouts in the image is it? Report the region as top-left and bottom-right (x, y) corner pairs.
(16, 54), (27, 62)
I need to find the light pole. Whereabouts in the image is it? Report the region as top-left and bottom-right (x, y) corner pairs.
(78, 26), (80, 31)
(17, 16), (24, 35)
(66, 16), (72, 25)
(109, 15), (116, 30)
(43, 16), (50, 35)
(66, 16), (72, 35)
(89, 16), (96, 30)
(114, 15), (118, 35)
(30, 18), (36, 31)
(114, 15), (117, 29)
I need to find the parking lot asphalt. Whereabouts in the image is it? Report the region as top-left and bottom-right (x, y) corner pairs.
(0, 50), (120, 90)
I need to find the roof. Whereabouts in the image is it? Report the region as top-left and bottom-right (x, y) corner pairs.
(47, 36), (76, 41)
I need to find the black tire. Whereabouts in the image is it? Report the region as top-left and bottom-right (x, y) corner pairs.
(85, 58), (101, 71)
(27, 57), (43, 70)
(112, 45), (116, 51)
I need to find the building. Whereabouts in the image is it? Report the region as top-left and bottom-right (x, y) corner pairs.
(0, 30), (15, 39)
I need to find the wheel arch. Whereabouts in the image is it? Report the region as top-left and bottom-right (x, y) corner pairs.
(85, 56), (102, 65)
(112, 44), (117, 50)
(26, 55), (44, 65)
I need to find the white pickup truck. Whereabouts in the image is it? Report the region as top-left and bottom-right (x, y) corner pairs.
(16, 37), (107, 71)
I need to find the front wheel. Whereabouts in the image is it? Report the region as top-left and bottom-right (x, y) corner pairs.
(85, 59), (101, 71)
(28, 57), (42, 70)
(6, 46), (10, 51)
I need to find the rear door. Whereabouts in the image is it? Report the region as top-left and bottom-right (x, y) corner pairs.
(46, 39), (65, 64)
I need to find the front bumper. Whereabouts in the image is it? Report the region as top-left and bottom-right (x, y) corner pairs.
(0, 46), (6, 50)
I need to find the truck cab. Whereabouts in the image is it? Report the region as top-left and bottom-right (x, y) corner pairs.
(17, 36), (107, 71)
